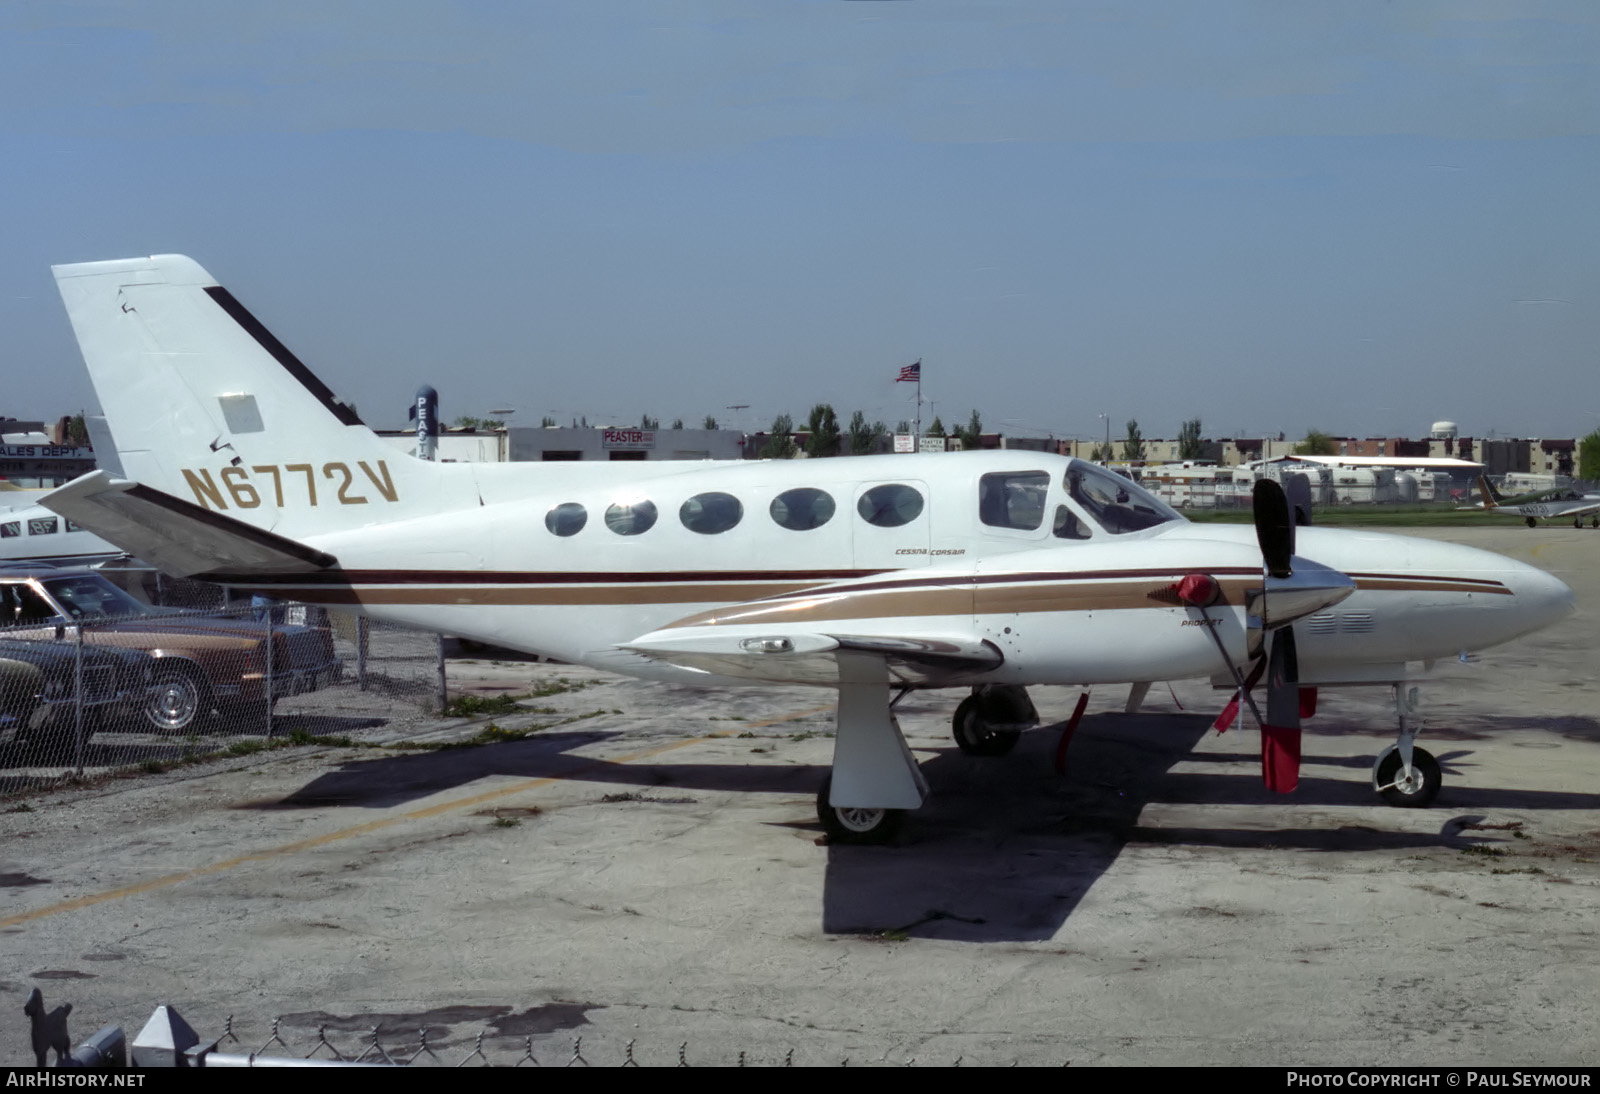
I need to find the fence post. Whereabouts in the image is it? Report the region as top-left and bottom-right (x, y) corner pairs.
(356, 616), (369, 691)
(436, 633), (448, 713)
(264, 612), (275, 740)
(73, 621), (86, 776)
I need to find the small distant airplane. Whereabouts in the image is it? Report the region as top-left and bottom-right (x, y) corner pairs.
(39, 255), (1577, 841)
(1464, 475), (1600, 529)
(0, 493), (125, 568)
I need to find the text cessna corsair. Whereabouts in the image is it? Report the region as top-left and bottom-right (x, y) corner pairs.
(42, 256), (1575, 841)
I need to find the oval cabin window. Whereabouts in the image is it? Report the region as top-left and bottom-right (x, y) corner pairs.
(769, 488), (835, 531)
(604, 499), (658, 536)
(857, 484), (924, 528)
(679, 492), (743, 534)
(544, 502), (587, 537)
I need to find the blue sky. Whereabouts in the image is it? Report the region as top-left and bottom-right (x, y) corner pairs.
(3, 2), (1596, 442)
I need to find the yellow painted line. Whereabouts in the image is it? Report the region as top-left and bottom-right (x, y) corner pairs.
(0, 703), (834, 930)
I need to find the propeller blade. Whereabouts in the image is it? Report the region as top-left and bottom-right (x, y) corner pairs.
(1261, 627), (1301, 793)
(1252, 479), (1294, 578)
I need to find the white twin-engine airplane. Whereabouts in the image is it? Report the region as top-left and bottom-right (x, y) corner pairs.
(42, 255), (1575, 841)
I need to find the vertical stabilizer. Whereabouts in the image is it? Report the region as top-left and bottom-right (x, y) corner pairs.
(52, 256), (453, 537)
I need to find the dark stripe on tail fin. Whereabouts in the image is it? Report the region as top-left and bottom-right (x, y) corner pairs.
(203, 286), (365, 427)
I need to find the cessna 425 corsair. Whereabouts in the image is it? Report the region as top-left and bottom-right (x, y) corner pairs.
(41, 255), (1575, 841)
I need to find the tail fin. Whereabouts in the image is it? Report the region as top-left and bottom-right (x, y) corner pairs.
(1475, 474), (1500, 509)
(52, 256), (452, 537)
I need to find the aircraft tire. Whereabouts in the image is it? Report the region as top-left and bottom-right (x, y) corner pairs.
(952, 695), (1022, 757)
(815, 775), (905, 844)
(1526, 517), (1538, 528)
(1374, 746), (1441, 808)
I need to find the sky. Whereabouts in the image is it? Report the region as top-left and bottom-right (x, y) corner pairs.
(2, 1), (1597, 444)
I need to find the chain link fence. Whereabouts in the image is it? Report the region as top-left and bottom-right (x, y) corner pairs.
(0, 587), (449, 793)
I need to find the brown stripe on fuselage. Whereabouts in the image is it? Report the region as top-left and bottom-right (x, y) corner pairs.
(228, 582), (824, 607)
(1350, 575), (1512, 596)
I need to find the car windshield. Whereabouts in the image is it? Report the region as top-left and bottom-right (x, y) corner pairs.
(41, 575), (152, 621)
(1065, 462), (1183, 535)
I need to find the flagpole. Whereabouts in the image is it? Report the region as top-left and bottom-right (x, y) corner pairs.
(915, 373), (922, 441)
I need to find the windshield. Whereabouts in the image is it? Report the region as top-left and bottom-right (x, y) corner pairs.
(41, 575), (152, 621)
(1065, 462), (1184, 535)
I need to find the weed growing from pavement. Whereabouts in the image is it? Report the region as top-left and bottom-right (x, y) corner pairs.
(1461, 845), (1507, 858)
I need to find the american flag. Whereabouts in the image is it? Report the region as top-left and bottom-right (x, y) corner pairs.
(895, 361), (921, 382)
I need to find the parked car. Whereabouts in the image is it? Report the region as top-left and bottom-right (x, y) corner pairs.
(0, 637), (153, 756)
(0, 568), (341, 732)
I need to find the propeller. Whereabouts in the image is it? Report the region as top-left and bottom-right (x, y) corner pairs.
(1187, 478), (1353, 792)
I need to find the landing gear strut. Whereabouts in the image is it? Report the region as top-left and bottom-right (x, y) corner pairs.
(1372, 684), (1442, 807)
(951, 685), (1036, 757)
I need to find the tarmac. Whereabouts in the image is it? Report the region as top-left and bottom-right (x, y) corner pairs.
(2, 526), (1596, 1067)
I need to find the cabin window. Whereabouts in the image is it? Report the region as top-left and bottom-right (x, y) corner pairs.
(680, 492), (743, 535)
(0, 522), (17, 538)
(604, 499), (658, 536)
(544, 502), (587, 537)
(66, 520), (82, 532)
(27, 518), (58, 536)
(857, 484), (924, 528)
(770, 488), (835, 531)
(979, 471), (1049, 530)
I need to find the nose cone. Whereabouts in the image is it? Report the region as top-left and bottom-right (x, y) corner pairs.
(1502, 559), (1577, 639)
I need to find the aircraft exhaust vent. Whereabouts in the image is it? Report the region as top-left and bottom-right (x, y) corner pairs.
(1339, 611), (1375, 634)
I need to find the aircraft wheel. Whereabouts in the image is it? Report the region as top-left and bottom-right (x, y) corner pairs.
(1526, 517), (1538, 528)
(952, 695), (1022, 757)
(815, 775), (904, 844)
(145, 667), (212, 734)
(1374, 746), (1441, 808)
(1591, 518), (1598, 529)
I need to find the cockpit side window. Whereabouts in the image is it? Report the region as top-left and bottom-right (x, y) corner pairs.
(979, 471), (1050, 531)
(1065, 463), (1182, 535)
(1052, 505), (1091, 540)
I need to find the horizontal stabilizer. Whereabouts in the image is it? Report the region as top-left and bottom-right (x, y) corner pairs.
(39, 471), (336, 578)
(622, 627), (1001, 686)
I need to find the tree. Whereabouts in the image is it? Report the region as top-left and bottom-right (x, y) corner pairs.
(1120, 419), (1145, 461)
(670, 419), (683, 430)
(1089, 442), (1112, 462)
(955, 409), (983, 451)
(703, 415), (718, 430)
(1293, 430), (1337, 456)
(928, 415), (946, 437)
(895, 420), (911, 434)
(540, 416), (557, 428)
(640, 414), (660, 430)
(1579, 430), (1600, 483)
(804, 404), (841, 458)
(1177, 418), (1204, 460)
(453, 416), (504, 430)
(63, 414), (89, 447)
(759, 414), (797, 459)
(848, 410), (885, 455)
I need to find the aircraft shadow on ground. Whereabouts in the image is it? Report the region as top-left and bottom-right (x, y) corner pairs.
(232, 710), (1596, 942)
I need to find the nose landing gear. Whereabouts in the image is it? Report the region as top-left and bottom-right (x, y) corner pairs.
(1372, 684), (1442, 807)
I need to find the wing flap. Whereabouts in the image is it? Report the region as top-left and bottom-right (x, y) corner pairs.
(39, 471), (336, 577)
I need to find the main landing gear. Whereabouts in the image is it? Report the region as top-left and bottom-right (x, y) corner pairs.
(1371, 684), (1442, 808)
(950, 684), (1038, 757)
(815, 773), (905, 844)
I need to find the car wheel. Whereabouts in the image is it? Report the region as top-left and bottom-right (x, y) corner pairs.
(145, 667), (211, 734)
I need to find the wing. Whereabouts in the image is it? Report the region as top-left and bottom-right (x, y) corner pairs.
(39, 471), (336, 577)
(621, 627), (1002, 686)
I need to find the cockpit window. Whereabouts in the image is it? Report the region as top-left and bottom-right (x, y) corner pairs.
(1065, 463), (1182, 535)
(979, 471), (1049, 530)
(1052, 505), (1091, 540)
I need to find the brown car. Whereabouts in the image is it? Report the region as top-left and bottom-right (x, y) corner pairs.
(0, 568), (342, 732)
